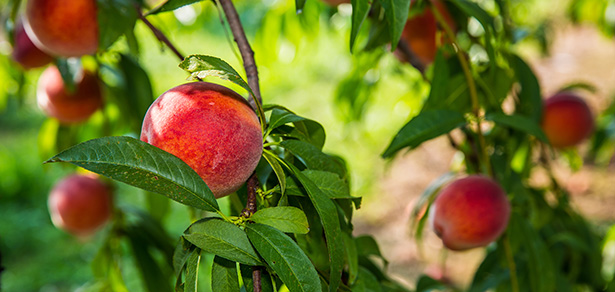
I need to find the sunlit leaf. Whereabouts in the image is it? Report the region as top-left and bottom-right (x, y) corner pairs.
(45, 136), (220, 212)
(183, 218), (262, 266)
(179, 54), (255, 98)
(250, 206), (309, 234)
(146, 0), (205, 15)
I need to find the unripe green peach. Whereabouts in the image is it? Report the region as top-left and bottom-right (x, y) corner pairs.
(541, 92), (594, 149)
(11, 21), (54, 70)
(24, 0), (98, 57)
(429, 175), (510, 251)
(140, 82), (263, 198)
(36, 66), (103, 124)
(48, 174), (113, 237)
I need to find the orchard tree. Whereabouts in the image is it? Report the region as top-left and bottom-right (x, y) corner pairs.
(1, 0), (615, 291)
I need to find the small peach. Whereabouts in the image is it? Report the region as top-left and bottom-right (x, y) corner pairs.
(11, 21), (54, 70)
(429, 175), (510, 251)
(541, 92), (594, 149)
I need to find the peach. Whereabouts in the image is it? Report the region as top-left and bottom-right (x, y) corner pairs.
(37, 65), (103, 124)
(140, 82), (263, 198)
(396, 0), (456, 66)
(24, 0), (98, 57)
(541, 92), (594, 149)
(429, 175), (510, 251)
(11, 21), (54, 70)
(48, 174), (113, 237)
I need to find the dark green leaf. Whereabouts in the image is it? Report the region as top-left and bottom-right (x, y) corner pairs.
(415, 275), (447, 292)
(263, 149), (286, 195)
(250, 206), (309, 234)
(245, 223), (321, 292)
(267, 108), (308, 134)
(280, 140), (346, 178)
(468, 248), (509, 292)
(355, 235), (387, 266)
(510, 54), (542, 122)
(117, 54), (154, 132)
(265, 105), (326, 149)
(97, 0), (137, 50)
(377, 0), (411, 50)
(343, 233), (359, 285)
(45, 136), (219, 212)
(382, 110), (467, 158)
(126, 227), (172, 292)
(183, 218), (262, 266)
(350, 0), (371, 52)
(284, 163), (344, 292)
(486, 112), (549, 142)
(185, 248), (202, 292)
(296, 0), (306, 13)
(212, 256), (240, 292)
(179, 54), (255, 98)
(352, 267), (382, 292)
(146, 0), (205, 15)
(173, 237), (193, 276)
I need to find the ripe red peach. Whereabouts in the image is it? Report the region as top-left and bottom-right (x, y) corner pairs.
(37, 66), (103, 124)
(48, 174), (113, 237)
(11, 21), (54, 70)
(541, 92), (594, 149)
(24, 0), (98, 57)
(429, 175), (510, 251)
(396, 0), (456, 66)
(140, 82), (263, 198)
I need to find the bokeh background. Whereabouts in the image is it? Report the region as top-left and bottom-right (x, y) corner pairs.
(1, 0), (614, 290)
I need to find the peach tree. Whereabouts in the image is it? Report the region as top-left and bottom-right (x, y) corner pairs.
(2, 0), (615, 291)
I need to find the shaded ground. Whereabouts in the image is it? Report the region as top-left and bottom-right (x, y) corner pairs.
(353, 24), (615, 289)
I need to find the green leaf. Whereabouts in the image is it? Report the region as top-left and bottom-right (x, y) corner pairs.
(448, 0), (496, 62)
(296, 0), (306, 13)
(97, 0), (137, 50)
(377, 0), (411, 50)
(355, 235), (387, 266)
(212, 256), (240, 292)
(146, 0), (205, 15)
(350, 0), (372, 52)
(267, 108), (308, 134)
(117, 54), (154, 132)
(382, 110), (467, 158)
(250, 206), (309, 234)
(486, 112), (549, 142)
(173, 237), (194, 276)
(510, 54), (542, 122)
(284, 163), (344, 292)
(245, 223), (321, 292)
(179, 54), (255, 98)
(126, 227), (172, 292)
(45, 136), (220, 212)
(284, 170), (361, 208)
(263, 149), (286, 195)
(343, 233), (359, 285)
(280, 140), (346, 179)
(415, 275), (447, 292)
(184, 248), (202, 292)
(183, 218), (262, 266)
(352, 267), (382, 292)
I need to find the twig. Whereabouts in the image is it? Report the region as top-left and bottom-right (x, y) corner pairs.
(136, 5), (185, 62)
(252, 268), (262, 292)
(396, 39), (426, 73)
(241, 174), (259, 217)
(218, 0), (262, 105)
(431, 3), (493, 177)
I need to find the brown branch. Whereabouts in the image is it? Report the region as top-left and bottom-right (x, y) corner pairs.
(241, 174), (259, 217)
(396, 40), (426, 73)
(136, 6), (185, 62)
(252, 268), (262, 292)
(217, 0), (262, 105)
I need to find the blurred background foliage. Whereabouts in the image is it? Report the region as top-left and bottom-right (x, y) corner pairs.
(1, 0), (614, 291)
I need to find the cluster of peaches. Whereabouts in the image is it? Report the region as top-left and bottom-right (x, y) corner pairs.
(18, 0), (594, 255)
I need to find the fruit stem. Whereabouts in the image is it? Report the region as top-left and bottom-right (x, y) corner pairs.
(503, 234), (520, 292)
(430, 3), (492, 177)
(136, 6), (185, 62)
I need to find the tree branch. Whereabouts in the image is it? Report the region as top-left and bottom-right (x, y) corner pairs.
(241, 174), (259, 217)
(136, 6), (185, 62)
(217, 0), (262, 105)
